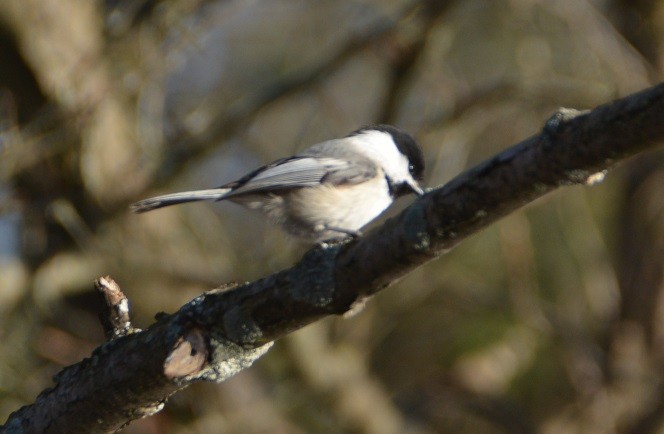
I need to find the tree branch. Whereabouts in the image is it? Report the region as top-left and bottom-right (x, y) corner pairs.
(3, 83), (664, 433)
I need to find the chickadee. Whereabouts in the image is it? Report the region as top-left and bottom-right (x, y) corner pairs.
(131, 125), (425, 243)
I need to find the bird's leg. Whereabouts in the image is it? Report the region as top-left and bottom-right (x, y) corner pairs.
(314, 225), (362, 249)
(325, 225), (362, 239)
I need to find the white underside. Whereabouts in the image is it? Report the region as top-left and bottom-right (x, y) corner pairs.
(232, 175), (392, 242)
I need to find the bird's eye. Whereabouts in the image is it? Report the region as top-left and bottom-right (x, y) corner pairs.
(408, 163), (415, 173)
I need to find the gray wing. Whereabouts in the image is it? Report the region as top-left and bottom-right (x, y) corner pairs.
(224, 156), (376, 197)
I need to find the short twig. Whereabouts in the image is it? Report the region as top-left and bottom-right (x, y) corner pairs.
(95, 276), (136, 340)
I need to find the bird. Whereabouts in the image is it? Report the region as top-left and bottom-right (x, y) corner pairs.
(131, 125), (425, 243)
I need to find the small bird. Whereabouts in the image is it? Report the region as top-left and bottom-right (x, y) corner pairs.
(132, 125), (425, 243)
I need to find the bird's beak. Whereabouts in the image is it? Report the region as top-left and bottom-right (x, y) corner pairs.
(408, 179), (424, 196)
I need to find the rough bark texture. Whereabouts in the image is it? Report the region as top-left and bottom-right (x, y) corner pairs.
(2, 82), (664, 433)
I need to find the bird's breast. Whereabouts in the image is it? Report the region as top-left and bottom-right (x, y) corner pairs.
(289, 176), (392, 231)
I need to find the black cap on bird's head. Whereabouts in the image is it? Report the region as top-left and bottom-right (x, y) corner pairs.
(351, 124), (425, 182)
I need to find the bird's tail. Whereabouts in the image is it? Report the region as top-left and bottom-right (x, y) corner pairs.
(131, 188), (232, 213)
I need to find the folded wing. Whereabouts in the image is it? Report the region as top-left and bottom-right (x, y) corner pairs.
(224, 156), (377, 197)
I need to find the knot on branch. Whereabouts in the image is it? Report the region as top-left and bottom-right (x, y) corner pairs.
(543, 107), (586, 136)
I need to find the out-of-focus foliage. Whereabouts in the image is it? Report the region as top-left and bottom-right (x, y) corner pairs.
(1, 0), (663, 432)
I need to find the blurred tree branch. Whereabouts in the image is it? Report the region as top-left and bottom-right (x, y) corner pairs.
(0, 0), (145, 203)
(2, 82), (664, 433)
(156, 0), (425, 185)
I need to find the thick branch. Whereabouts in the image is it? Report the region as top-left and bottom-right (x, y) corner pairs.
(3, 83), (664, 433)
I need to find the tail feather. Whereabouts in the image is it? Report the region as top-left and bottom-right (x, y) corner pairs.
(131, 188), (231, 213)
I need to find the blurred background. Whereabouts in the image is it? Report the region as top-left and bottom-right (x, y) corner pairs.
(1, 0), (663, 432)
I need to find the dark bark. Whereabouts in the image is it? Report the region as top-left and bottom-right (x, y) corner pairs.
(2, 82), (664, 433)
